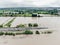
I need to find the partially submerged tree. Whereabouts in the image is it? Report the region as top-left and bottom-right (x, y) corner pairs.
(23, 30), (33, 34)
(33, 23), (38, 27)
(0, 24), (3, 28)
(28, 23), (32, 27)
(16, 24), (26, 28)
(35, 31), (40, 34)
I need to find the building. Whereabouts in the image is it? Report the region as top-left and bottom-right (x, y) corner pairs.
(32, 13), (41, 17)
(3, 11), (19, 15)
(32, 13), (38, 17)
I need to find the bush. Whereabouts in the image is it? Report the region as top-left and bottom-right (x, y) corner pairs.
(43, 31), (52, 34)
(5, 32), (15, 36)
(0, 25), (3, 28)
(16, 24), (25, 28)
(28, 23), (32, 27)
(16, 33), (23, 35)
(46, 31), (52, 34)
(35, 31), (40, 34)
(32, 14), (37, 17)
(33, 23), (38, 27)
(0, 32), (4, 35)
(23, 30), (33, 34)
(7, 24), (11, 27)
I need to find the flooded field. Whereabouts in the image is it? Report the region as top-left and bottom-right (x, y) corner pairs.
(0, 17), (60, 30)
(0, 17), (60, 45)
(0, 31), (59, 45)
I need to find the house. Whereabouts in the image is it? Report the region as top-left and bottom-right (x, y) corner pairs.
(3, 11), (19, 15)
(32, 13), (41, 17)
(32, 13), (38, 17)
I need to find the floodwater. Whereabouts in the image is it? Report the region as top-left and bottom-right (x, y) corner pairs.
(0, 17), (60, 45)
(0, 17), (60, 30)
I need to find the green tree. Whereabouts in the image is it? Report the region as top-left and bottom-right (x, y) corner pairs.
(28, 23), (32, 27)
(35, 31), (40, 34)
(23, 30), (33, 34)
(33, 23), (38, 27)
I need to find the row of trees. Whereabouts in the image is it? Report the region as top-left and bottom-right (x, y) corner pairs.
(16, 23), (38, 28)
(15, 9), (58, 15)
(28, 23), (38, 27)
(0, 30), (40, 36)
(48, 9), (58, 15)
(0, 23), (38, 28)
(0, 8), (59, 17)
(0, 30), (53, 36)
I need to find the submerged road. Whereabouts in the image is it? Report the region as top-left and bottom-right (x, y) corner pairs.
(0, 27), (48, 31)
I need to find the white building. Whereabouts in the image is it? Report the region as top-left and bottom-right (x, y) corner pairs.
(3, 11), (19, 15)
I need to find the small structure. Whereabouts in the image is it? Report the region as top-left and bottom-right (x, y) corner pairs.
(32, 13), (38, 17)
(32, 13), (41, 17)
(3, 11), (19, 15)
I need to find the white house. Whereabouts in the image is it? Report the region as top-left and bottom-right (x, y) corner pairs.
(3, 11), (19, 15)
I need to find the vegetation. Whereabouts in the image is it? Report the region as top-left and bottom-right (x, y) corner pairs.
(0, 30), (53, 36)
(16, 33), (23, 35)
(35, 31), (40, 34)
(0, 32), (4, 35)
(45, 31), (52, 34)
(28, 23), (38, 27)
(33, 23), (38, 27)
(4, 18), (16, 27)
(16, 24), (26, 28)
(23, 30), (33, 34)
(0, 7), (59, 17)
(42, 31), (53, 34)
(28, 23), (32, 27)
(0, 25), (3, 28)
(48, 9), (58, 15)
(5, 32), (15, 36)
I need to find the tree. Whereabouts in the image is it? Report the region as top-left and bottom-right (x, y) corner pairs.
(35, 31), (40, 34)
(0, 25), (3, 28)
(28, 23), (32, 27)
(33, 23), (38, 27)
(16, 24), (25, 28)
(23, 30), (33, 34)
